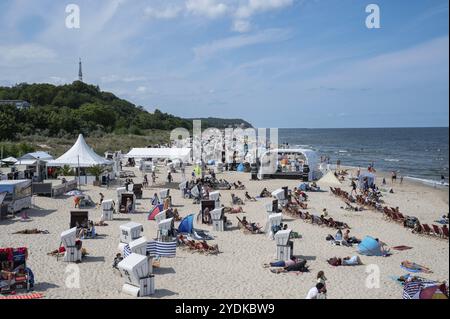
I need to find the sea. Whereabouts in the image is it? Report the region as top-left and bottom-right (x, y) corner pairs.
(279, 127), (449, 186)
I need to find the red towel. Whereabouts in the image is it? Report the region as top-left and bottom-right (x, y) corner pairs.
(0, 293), (44, 299)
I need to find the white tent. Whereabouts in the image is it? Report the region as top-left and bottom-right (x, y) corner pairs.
(0, 157), (17, 164)
(126, 148), (191, 162)
(47, 134), (112, 168)
(317, 171), (342, 186)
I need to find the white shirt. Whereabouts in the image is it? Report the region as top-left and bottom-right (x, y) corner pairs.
(306, 287), (319, 299)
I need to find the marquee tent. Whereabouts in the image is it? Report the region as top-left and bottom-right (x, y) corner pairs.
(47, 134), (112, 168)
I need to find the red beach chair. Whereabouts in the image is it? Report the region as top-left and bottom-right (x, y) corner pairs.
(432, 225), (443, 238)
(441, 226), (449, 239)
(422, 224), (433, 235)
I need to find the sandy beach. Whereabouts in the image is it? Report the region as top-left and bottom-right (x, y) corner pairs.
(1, 166), (448, 299)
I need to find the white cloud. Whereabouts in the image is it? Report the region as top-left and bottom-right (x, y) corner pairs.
(49, 76), (68, 85)
(306, 36), (449, 89)
(233, 0), (295, 33)
(186, 0), (228, 18)
(101, 75), (147, 84)
(232, 19), (251, 33)
(236, 0), (294, 19)
(0, 44), (57, 66)
(144, 5), (183, 19)
(137, 86), (148, 93)
(194, 28), (292, 59)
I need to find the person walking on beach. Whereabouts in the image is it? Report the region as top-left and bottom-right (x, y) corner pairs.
(351, 180), (357, 196)
(143, 174), (148, 188)
(336, 159), (341, 170)
(181, 163), (186, 180)
(391, 171), (397, 184)
(99, 192), (104, 206)
(167, 171), (173, 184)
(151, 171), (157, 185)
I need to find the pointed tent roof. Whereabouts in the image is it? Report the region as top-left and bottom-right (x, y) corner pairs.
(47, 134), (112, 168)
(317, 170), (342, 186)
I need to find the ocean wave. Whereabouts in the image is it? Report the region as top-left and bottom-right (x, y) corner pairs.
(405, 176), (449, 187)
(384, 158), (401, 162)
(338, 150), (348, 153)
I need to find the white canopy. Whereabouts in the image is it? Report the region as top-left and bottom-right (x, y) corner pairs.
(126, 148), (191, 162)
(47, 134), (112, 168)
(1, 157), (17, 164)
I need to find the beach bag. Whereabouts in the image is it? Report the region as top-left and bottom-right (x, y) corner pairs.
(405, 216), (418, 228)
(26, 267), (34, 288)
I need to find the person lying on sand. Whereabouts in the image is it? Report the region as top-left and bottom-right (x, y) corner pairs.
(94, 221), (108, 227)
(244, 192), (257, 202)
(327, 256), (362, 266)
(228, 206), (244, 214)
(401, 261), (433, 273)
(270, 259), (309, 273)
(264, 256), (298, 268)
(13, 229), (49, 235)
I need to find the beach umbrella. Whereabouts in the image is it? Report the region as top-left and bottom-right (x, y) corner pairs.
(419, 285), (448, 299)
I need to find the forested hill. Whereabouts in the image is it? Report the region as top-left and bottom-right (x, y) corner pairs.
(0, 81), (251, 140)
(187, 117), (253, 129)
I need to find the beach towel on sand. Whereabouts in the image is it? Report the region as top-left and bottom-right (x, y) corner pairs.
(392, 246), (413, 251)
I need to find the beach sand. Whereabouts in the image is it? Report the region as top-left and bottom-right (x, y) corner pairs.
(1, 167), (448, 299)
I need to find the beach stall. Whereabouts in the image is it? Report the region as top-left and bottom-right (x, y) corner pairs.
(13, 152), (53, 181)
(257, 148), (320, 181)
(0, 180), (32, 215)
(47, 134), (113, 186)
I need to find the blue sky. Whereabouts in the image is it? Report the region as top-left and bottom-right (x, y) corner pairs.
(0, 0), (448, 128)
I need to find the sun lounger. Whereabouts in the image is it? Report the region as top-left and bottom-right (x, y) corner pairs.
(237, 216), (263, 234)
(432, 224), (443, 238)
(422, 224), (433, 235)
(441, 226), (449, 239)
